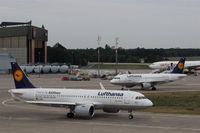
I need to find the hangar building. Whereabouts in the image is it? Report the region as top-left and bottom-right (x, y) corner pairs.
(0, 21), (48, 64)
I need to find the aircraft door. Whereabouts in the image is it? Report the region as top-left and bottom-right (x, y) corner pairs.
(35, 90), (44, 101)
(124, 93), (130, 104)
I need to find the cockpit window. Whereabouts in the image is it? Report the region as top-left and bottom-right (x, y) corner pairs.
(114, 77), (120, 79)
(136, 96), (147, 100)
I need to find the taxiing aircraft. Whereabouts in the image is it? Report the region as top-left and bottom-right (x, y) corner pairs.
(9, 62), (153, 119)
(110, 58), (186, 90)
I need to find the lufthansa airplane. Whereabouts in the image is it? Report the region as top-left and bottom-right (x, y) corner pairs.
(110, 58), (186, 90)
(9, 62), (153, 119)
(149, 60), (200, 71)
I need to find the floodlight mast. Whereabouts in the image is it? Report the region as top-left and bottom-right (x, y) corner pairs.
(115, 37), (119, 75)
(97, 36), (101, 78)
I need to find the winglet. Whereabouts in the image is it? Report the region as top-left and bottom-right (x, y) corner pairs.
(171, 58), (185, 74)
(99, 82), (106, 90)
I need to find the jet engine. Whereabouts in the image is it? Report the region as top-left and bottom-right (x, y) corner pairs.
(74, 104), (95, 118)
(141, 83), (152, 89)
(103, 108), (120, 113)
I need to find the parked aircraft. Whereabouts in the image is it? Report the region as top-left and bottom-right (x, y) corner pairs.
(9, 62), (153, 119)
(191, 67), (200, 75)
(149, 60), (200, 71)
(110, 58), (186, 90)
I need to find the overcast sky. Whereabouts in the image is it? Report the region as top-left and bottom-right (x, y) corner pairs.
(0, 0), (200, 49)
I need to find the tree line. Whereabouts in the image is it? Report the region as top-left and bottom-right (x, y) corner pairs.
(47, 43), (200, 66)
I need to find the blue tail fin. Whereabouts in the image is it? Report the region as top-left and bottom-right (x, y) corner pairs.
(171, 58), (185, 74)
(11, 62), (36, 89)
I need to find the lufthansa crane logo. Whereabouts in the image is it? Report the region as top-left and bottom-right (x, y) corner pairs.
(178, 63), (184, 70)
(14, 70), (23, 82)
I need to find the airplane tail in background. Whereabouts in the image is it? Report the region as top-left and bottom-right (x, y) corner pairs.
(11, 62), (36, 89)
(171, 58), (185, 74)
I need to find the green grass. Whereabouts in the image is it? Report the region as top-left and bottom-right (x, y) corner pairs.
(90, 64), (149, 69)
(144, 91), (200, 115)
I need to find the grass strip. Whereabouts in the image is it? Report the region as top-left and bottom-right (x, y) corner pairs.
(90, 64), (149, 69)
(144, 91), (200, 115)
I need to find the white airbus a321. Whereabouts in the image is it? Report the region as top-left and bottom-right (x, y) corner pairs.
(8, 62), (153, 119)
(110, 58), (186, 90)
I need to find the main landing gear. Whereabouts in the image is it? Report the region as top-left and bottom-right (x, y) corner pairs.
(67, 112), (74, 118)
(152, 86), (156, 90)
(66, 107), (75, 118)
(128, 110), (134, 119)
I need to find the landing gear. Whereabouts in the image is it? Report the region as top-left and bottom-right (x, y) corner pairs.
(152, 87), (156, 90)
(128, 110), (133, 119)
(121, 86), (125, 90)
(66, 107), (75, 118)
(67, 112), (74, 118)
(128, 114), (133, 119)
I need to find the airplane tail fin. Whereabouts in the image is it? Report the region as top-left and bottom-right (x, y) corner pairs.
(11, 62), (36, 89)
(171, 58), (185, 74)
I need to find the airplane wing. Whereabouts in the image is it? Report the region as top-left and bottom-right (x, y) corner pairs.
(149, 69), (165, 73)
(140, 80), (169, 84)
(25, 101), (103, 108)
(136, 78), (170, 85)
(26, 101), (75, 107)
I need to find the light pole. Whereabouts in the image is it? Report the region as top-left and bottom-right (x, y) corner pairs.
(38, 51), (41, 78)
(97, 36), (101, 78)
(115, 37), (119, 75)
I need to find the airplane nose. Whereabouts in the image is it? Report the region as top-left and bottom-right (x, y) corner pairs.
(145, 99), (153, 107)
(110, 79), (116, 84)
(149, 64), (154, 69)
(110, 79), (114, 83)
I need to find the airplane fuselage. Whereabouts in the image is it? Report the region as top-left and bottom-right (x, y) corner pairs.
(149, 61), (200, 70)
(110, 73), (186, 88)
(9, 88), (152, 110)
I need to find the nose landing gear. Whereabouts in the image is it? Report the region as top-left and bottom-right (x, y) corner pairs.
(128, 114), (133, 119)
(128, 110), (134, 119)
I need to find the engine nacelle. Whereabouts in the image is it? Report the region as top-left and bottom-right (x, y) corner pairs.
(141, 83), (152, 89)
(74, 104), (95, 118)
(103, 108), (120, 113)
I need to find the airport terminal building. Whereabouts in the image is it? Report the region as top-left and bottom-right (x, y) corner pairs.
(0, 21), (48, 64)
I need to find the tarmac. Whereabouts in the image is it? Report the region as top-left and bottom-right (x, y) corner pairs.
(0, 73), (200, 133)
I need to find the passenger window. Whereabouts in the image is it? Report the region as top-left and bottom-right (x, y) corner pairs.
(136, 96), (146, 100)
